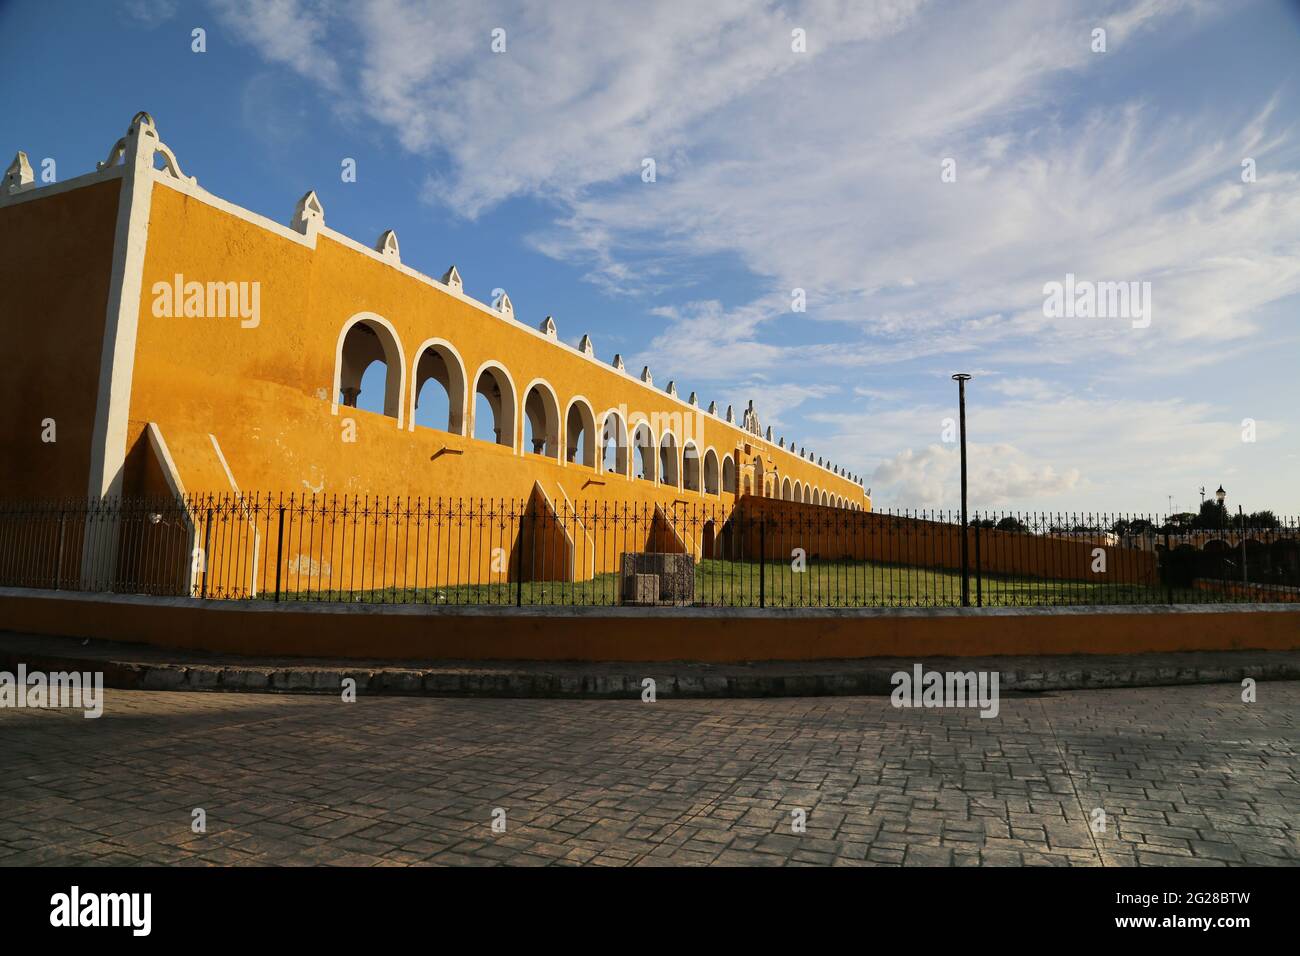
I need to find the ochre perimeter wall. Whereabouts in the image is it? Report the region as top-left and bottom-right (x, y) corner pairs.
(1, 589), (1296, 662)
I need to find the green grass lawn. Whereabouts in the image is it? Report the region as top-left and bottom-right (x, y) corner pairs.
(268, 557), (1231, 607)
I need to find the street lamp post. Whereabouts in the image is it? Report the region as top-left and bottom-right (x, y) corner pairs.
(952, 373), (972, 607)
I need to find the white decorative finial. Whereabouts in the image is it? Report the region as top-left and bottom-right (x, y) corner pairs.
(688, 391), (698, 406)
(725, 404), (734, 424)
(640, 366), (653, 385)
(441, 265), (463, 292)
(612, 353), (626, 371)
(4, 151), (34, 195)
(708, 400), (717, 415)
(98, 111), (195, 185)
(494, 290), (514, 318)
(375, 230), (400, 261)
(292, 190), (324, 236)
(765, 425), (773, 441)
(578, 333), (594, 356)
(539, 315), (557, 338)
(666, 380), (677, 397)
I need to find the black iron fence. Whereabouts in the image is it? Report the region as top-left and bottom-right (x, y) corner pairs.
(0, 493), (1297, 608)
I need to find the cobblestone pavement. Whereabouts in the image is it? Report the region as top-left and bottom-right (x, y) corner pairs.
(1, 684), (1296, 866)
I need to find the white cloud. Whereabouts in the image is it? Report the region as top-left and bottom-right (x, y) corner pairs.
(212, 0), (1300, 510)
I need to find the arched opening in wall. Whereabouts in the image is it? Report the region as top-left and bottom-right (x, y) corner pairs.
(703, 449), (720, 495)
(659, 433), (680, 488)
(472, 365), (516, 448)
(722, 455), (736, 494)
(411, 341), (465, 434)
(522, 382), (561, 459)
(821, 491), (829, 507)
(793, 480), (802, 504)
(803, 485), (812, 504)
(682, 442), (701, 492)
(781, 477), (792, 501)
(337, 317), (403, 420)
(565, 399), (597, 467)
(601, 412), (628, 476)
(632, 422), (656, 482)
(752, 456), (766, 498)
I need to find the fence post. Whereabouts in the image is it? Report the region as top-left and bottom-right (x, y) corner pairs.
(1239, 506), (1248, 587)
(759, 515), (766, 608)
(516, 507), (526, 608)
(274, 504), (285, 603)
(54, 510), (66, 590)
(960, 516), (970, 608)
(1164, 529), (1173, 604)
(974, 519), (982, 608)
(200, 507), (212, 599)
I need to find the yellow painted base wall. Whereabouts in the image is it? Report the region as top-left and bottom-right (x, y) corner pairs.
(1, 590), (1296, 661)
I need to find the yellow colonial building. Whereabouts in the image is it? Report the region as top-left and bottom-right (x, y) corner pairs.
(1, 112), (869, 518)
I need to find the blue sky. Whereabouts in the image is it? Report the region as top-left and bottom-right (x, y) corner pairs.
(4, 0), (1299, 514)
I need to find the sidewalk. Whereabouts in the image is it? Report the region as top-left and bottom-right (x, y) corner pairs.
(1, 630), (1296, 698)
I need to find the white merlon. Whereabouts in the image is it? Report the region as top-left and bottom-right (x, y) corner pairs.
(441, 264), (463, 292)
(292, 190), (324, 237)
(539, 315), (557, 338)
(578, 333), (594, 356)
(640, 366), (653, 385)
(494, 290), (514, 318)
(376, 229), (400, 261)
(98, 111), (195, 185)
(4, 151), (34, 195)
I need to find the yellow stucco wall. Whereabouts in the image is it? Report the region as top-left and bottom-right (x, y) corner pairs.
(0, 180), (121, 498)
(125, 179), (869, 518)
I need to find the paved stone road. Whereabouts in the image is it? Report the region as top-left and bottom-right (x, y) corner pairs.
(1, 684), (1296, 866)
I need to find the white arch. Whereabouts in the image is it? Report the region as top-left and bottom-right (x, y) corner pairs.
(781, 476), (792, 501)
(521, 377), (562, 461)
(407, 337), (467, 435)
(659, 429), (681, 489)
(721, 454), (737, 495)
(794, 480), (803, 503)
(631, 419), (657, 482)
(600, 409), (630, 477)
(703, 446), (720, 495)
(469, 360), (519, 451)
(333, 311), (407, 427)
(564, 395), (598, 468)
(682, 440), (702, 493)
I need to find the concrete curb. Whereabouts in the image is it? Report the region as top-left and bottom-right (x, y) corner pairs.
(2, 632), (1296, 699)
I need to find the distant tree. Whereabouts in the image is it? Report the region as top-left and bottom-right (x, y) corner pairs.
(995, 516), (1028, 533)
(1192, 500), (1229, 530)
(1246, 510), (1280, 530)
